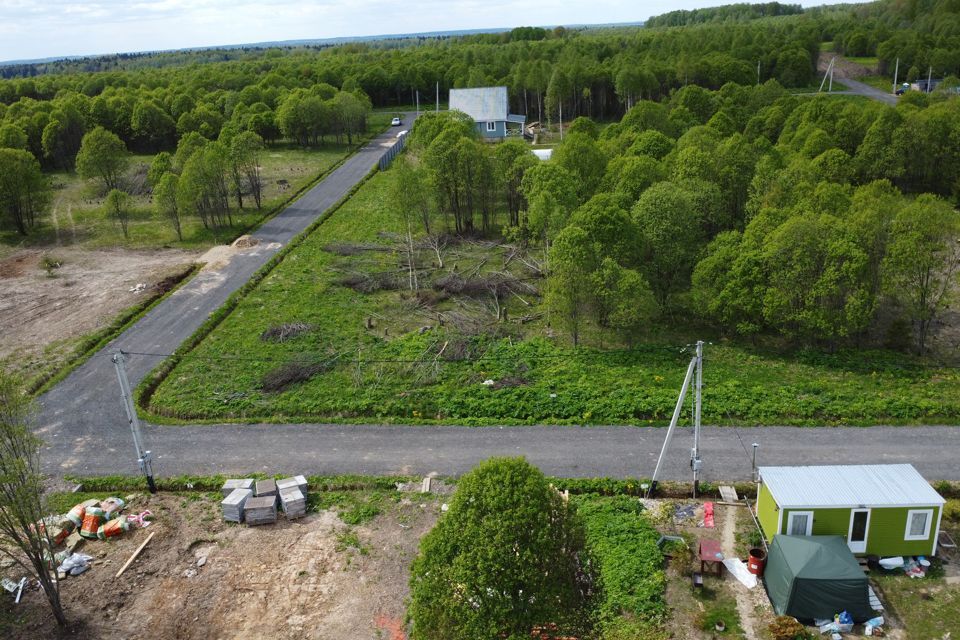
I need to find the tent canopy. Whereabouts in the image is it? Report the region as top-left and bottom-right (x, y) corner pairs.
(764, 535), (875, 622)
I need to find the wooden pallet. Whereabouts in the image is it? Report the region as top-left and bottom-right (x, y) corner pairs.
(718, 485), (739, 503)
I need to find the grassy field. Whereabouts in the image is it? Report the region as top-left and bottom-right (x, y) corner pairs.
(0, 115), (392, 258)
(144, 164), (960, 426)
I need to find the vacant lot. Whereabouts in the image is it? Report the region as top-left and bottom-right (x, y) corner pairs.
(0, 120), (390, 383)
(146, 166), (960, 427)
(3, 486), (439, 639)
(0, 247), (199, 383)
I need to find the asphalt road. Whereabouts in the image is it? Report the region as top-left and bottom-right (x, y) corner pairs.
(828, 77), (899, 105)
(35, 112), (960, 483)
(36, 121), (412, 477)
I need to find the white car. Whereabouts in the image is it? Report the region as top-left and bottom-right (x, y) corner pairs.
(391, 116), (402, 126)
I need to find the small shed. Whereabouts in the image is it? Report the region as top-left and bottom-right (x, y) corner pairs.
(756, 464), (944, 557)
(448, 86), (526, 139)
(765, 535), (875, 622)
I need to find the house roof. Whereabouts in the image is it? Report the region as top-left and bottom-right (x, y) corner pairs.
(449, 86), (508, 122)
(759, 464), (945, 508)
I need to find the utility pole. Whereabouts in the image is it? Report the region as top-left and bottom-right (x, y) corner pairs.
(647, 356), (696, 498)
(436, 81), (439, 112)
(927, 66), (933, 93)
(559, 101), (563, 141)
(752, 443), (760, 483)
(892, 57), (899, 95)
(818, 57), (835, 93)
(691, 340), (704, 497)
(757, 60), (761, 86)
(112, 351), (157, 494)
(416, 90), (420, 117)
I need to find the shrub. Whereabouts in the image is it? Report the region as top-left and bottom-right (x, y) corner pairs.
(408, 457), (588, 640)
(768, 615), (809, 640)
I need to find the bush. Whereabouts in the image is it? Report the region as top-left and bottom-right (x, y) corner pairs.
(768, 615), (809, 640)
(408, 457), (588, 640)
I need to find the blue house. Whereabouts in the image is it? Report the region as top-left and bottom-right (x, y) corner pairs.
(448, 86), (526, 140)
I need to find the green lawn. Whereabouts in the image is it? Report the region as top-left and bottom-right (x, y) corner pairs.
(144, 164), (960, 426)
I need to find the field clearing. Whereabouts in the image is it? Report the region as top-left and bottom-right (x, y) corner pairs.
(146, 165), (960, 427)
(0, 118), (391, 382)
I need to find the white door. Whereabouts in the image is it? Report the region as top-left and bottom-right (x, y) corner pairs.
(848, 509), (871, 554)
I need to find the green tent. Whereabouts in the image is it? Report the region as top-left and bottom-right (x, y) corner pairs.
(764, 535), (875, 622)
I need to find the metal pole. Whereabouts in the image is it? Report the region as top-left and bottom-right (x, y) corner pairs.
(829, 64), (834, 92)
(436, 81), (439, 112)
(752, 443), (759, 483)
(692, 341), (703, 497)
(927, 66), (933, 93)
(647, 357), (697, 497)
(559, 101), (563, 141)
(892, 57), (899, 95)
(112, 351), (157, 493)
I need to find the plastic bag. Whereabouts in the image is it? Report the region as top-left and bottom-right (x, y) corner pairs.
(101, 497), (126, 520)
(57, 552), (93, 574)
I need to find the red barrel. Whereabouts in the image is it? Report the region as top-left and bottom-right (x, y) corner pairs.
(748, 548), (766, 576)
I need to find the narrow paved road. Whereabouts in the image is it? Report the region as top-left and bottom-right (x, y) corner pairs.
(36, 114), (959, 483)
(36, 122), (411, 476)
(827, 78), (898, 105)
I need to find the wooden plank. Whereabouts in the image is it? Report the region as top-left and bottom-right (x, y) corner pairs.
(115, 531), (155, 578)
(718, 485), (739, 503)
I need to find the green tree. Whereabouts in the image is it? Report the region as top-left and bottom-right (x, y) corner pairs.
(0, 148), (49, 235)
(553, 132), (606, 202)
(105, 188), (132, 239)
(154, 172), (182, 241)
(547, 226), (596, 346)
(147, 151), (173, 188)
(228, 131), (265, 209)
(75, 126), (129, 191)
(494, 139), (537, 227)
(409, 457), (587, 640)
(0, 123), (29, 150)
(0, 373), (68, 627)
(593, 257), (656, 343)
(130, 99), (176, 151)
(883, 195), (960, 353)
(632, 183), (703, 310)
(762, 214), (873, 344)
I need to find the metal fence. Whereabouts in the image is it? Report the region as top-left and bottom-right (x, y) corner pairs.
(378, 134), (407, 171)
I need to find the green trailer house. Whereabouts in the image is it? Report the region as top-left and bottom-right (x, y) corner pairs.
(756, 464), (945, 557)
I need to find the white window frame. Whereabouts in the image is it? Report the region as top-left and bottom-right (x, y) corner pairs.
(486, 121), (497, 132)
(787, 511), (814, 536)
(904, 509), (933, 541)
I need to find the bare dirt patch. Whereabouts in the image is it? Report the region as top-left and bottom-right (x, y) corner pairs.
(818, 52), (875, 79)
(0, 247), (200, 375)
(5, 492), (439, 639)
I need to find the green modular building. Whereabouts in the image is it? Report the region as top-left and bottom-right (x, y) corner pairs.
(756, 464), (944, 557)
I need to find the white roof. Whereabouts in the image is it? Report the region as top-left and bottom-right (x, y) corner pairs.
(759, 464), (945, 508)
(449, 86), (508, 122)
(532, 149), (553, 161)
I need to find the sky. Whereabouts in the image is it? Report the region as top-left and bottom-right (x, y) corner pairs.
(0, 0), (831, 63)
